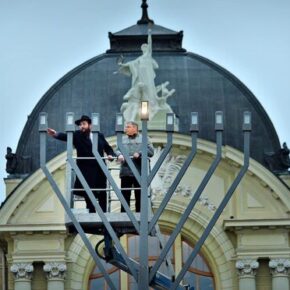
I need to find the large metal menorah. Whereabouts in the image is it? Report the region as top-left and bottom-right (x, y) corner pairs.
(39, 109), (251, 290)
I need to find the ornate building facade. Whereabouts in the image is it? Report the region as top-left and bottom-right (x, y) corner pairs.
(1, 3), (289, 290)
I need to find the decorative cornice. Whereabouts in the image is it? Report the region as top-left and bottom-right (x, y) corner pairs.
(224, 219), (290, 231)
(10, 263), (34, 280)
(236, 259), (259, 276)
(43, 262), (67, 280)
(269, 259), (290, 275)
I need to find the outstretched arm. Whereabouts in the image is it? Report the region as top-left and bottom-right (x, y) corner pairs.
(47, 128), (57, 137)
(147, 29), (152, 55)
(47, 128), (67, 141)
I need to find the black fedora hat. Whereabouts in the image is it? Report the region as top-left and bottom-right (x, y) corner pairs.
(75, 115), (92, 126)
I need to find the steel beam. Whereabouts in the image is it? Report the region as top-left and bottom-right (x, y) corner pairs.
(149, 132), (197, 233)
(91, 133), (140, 233)
(148, 132), (173, 184)
(139, 119), (149, 289)
(170, 130), (250, 290)
(149, 131), (222, 282)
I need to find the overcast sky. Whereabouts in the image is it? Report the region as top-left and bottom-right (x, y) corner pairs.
(0, 0), (289, 203)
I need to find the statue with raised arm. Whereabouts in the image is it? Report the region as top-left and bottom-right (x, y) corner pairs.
(118, 29), (179, 130)
(118, 29), (159, 118)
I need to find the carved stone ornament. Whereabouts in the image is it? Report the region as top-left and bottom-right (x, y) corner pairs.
(236, 259), (259, 276)
(269, 259), (290, 275)
(5, 147), (18, 174)
(43, 262), (67, 279)
(10, 263), (34, 280)
(264, 142), (290, 173)
(151, 147), (217, 211)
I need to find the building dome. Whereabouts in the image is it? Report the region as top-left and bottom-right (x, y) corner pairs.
(14, 11), (280, 176)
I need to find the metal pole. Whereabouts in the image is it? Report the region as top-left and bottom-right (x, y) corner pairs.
(170, 130), (250, 290)
(40, 133), (46, 167)
(139, 119), (149, 289)
(91, 133), (140, 233)
(66, 130), (73, 218)
(148, 132), (173, 184)
(149, 132), (197, 233)
(149, 131), (222, 282)
(66, 150), (72, 207)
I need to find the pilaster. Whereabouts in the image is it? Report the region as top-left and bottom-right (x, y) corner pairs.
(10, 263), (34, 290)
(236, 259), (259, 290)
(43, 262), (66, 290)
(269, 259), (290, 290)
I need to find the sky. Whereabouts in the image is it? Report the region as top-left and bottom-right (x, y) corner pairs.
(0, 0), (289, 203)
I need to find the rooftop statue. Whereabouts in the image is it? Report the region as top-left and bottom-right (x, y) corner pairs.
(118, 29), (158, 116)
(118, 29), (178, 129)
(5, 147), (18, 174)
(280, 142), (290, 168)
(156, 81), (175, 113)
(265, 142), (290, 173)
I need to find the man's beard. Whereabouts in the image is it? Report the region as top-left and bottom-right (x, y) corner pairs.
(80, 128), (90, 134)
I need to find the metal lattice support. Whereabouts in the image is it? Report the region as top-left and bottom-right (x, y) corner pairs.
(39, 110), (251, 290)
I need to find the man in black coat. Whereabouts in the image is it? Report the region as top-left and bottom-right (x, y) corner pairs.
(47, 115), (115, 212)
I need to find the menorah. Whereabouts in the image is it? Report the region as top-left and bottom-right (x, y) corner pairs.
(39, 105), (251, 290)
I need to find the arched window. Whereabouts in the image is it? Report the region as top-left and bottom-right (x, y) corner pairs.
(182, 238), (215, 290)
(89, 234), (215, 290)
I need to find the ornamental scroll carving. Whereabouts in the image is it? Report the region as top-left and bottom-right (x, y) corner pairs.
(236, 259), (259, 276)
(43, 262), (67, 279)
(269, 259), (290, 275)
(10, 263), (34, 280)
(150, 147), (216, 211)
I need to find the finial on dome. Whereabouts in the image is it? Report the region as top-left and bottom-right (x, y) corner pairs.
(137, 0), (154, 25)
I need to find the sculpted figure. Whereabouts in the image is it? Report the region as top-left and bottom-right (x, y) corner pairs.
(156, 81), (175, 112)
(117, 29), (178, 127)
(265, 142), (290, 172)
(118, 29), (159, 117)
(280, 142), (290, 168)
(120, 85), (143, 122)
(5, 147), (18, 174)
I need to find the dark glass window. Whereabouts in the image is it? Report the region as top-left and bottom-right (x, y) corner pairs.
(89, 234), (215, 290)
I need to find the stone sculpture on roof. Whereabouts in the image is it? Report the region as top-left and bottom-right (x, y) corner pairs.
(265, 142), (290, 173)
(118, 29), (178, 129)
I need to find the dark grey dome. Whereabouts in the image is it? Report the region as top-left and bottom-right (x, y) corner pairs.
(14, 22), (280, 176)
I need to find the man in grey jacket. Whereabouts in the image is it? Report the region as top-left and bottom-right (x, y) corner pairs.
(116, 121), (154, 212)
